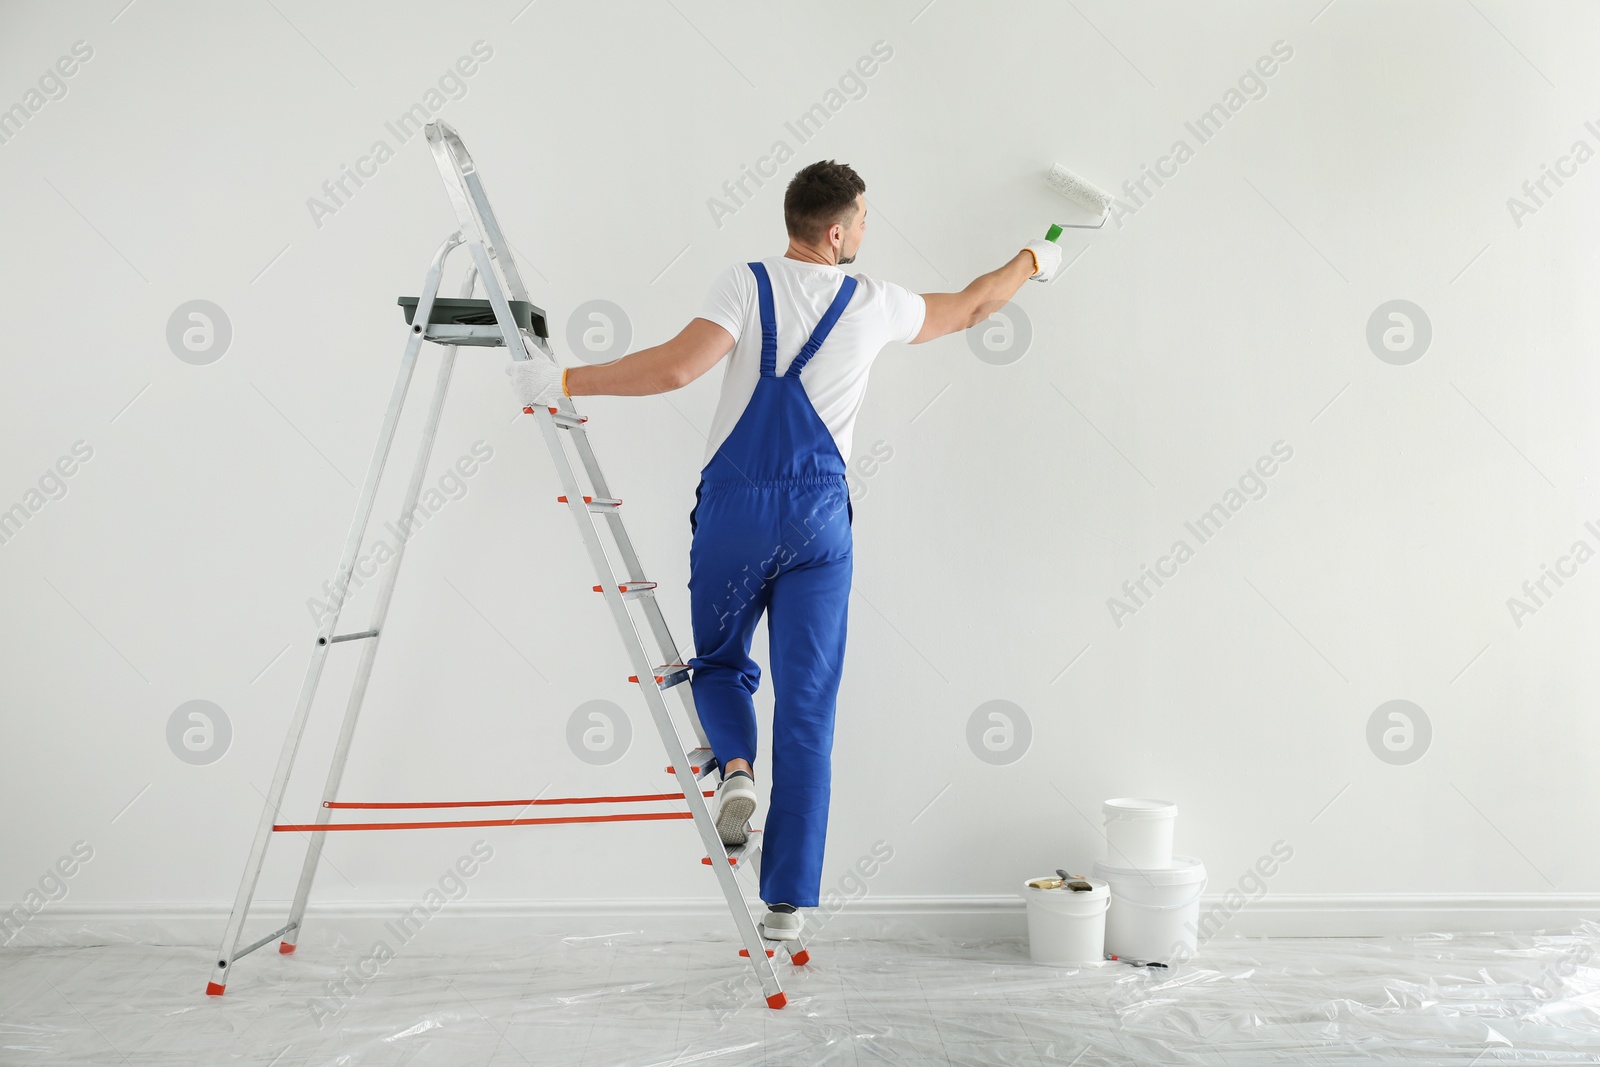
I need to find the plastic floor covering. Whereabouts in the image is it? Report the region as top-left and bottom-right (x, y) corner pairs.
(4, 919), (1599, 1065)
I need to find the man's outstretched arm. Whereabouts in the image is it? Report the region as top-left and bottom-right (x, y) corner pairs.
(567, 317), (735, 396)
(911, 242), (1058, 345)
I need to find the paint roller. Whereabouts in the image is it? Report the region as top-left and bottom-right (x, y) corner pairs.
(1042, 162), (1111, 241)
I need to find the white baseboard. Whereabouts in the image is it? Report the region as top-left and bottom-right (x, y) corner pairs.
(5, 894), (1598, 950)
(1214, 893), (1600, 938)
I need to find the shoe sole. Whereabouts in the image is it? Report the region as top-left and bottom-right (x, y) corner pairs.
(760, 922), (801, 941)
(716, 794), (755, 846)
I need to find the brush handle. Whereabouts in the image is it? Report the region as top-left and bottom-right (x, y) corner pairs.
(1045, 224), (1063, 242)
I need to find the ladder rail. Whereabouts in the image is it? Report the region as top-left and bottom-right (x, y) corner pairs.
(208, 231), (463, 994)
(557, 426), (706, 742)
(425, 121), (545, 352)
(563, 423), (621, 505)
(556, 430), (712, 755)
(636, 596), (709, 749)
(280, 265), (481, 950)
(464, 170), (529, 302)
(472, 176), (719, 825)
(536, 411), (782, 999)
(465, 241), (535, 364)
(538, 415), (666, 692)
(556, 422), (707, 729)
(651, 680), (783, 989)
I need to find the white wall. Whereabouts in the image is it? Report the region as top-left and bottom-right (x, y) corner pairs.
(3, 0), (1597, 947)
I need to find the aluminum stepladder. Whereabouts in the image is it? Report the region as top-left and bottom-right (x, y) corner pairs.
(206, 120), (804, 1010)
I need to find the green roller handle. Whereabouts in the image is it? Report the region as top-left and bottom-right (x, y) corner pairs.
(1045, 223), (1063, 242)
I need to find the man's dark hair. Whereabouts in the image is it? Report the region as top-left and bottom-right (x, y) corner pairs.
(784, 160), (866, 245)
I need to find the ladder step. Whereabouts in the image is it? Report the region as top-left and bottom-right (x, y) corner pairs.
(666, 747), (717, 779)
(557, 495), (622, 512)
(521, 406), (588, 427)
(744, 944), (807, 962)
(319, 629), (378, 646)
(547, 407), (588, 428)
(595, 581), (657, 600)
(703, 830), (762, 868)
(629, 663), (689, 689)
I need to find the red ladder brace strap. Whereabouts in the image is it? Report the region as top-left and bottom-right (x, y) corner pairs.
(325, 790), (713, 809)
(274, 812), (695, 832)
(274, 790), (717, 833)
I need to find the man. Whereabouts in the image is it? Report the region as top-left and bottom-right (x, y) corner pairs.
(509, 160), (1062, 942)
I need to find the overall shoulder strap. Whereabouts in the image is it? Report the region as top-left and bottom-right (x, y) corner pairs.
(748, 261), (778, 378)
(785, 274), (858, 378)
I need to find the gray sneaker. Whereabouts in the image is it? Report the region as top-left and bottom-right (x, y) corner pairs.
(715, 770), (756, 846)
(760, 906), (803, 941)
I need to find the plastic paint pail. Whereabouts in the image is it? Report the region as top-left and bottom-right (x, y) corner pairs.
(1092, 854), (1207, 963)
(1023, 877), (1110, 965)
(1102, 798), (1178, 869)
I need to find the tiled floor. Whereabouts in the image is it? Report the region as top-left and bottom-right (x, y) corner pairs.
(4, 920), (1599, 1064)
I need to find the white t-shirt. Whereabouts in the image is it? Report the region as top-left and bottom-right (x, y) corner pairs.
(694, 256), (926, 466)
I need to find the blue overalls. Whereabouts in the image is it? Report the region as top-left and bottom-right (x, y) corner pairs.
(688, 262), (859, 908)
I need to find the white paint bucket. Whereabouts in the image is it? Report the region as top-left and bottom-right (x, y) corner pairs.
(1092, 855), (1207, 963)
(1022, 877), (1109, 965)
(1102, 798), (1178, 869)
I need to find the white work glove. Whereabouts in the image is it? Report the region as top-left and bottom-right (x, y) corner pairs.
(1023, 239), (1063, 283)
(505, 353), (565, 410)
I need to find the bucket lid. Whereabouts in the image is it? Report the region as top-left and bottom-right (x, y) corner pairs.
(1022, 876), (1108, 900)
(1091, 854), (1206, 886)
(1102, 797), (1177, 820)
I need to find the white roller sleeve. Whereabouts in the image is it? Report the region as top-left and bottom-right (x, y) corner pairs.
(1045, 163), (1112, 216)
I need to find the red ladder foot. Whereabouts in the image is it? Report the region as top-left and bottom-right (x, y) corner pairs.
(790, 948), (811, 965)
(278, 942), (296, 954)
(205, 982), (226, 996)
(739, 948), (775, 958)
(766, 991), (787, 1009)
